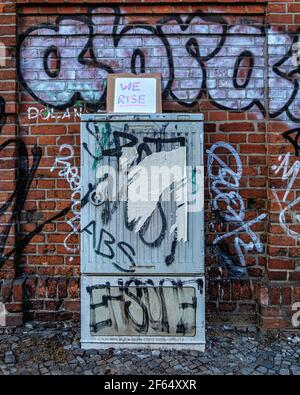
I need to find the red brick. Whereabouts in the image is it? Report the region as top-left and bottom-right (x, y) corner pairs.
(220, 122), (255, 132)
(267, 271), (288, 281)
(44, 300), (62, 311)
(268, 14), (293, 24)
(269, 288), (280, 305)
(288, 3), (300, 13)
(268, 3), (286, 13)
(261, 318), (291, 330)
(63, 300), (80, 312)
(57, 279), (67, 299)
(47, 278), (58, 299)
(24, 278), (36, 299)
(5, 314), (23, 327)
(5, 302), (23, 313)
(56, 311), (74, 321)
(34, 312), (57, 321)
(31, 125), (66, 135)
(12, 278), (25, 303)
(294, 14), (300, 23)
(269, 259), (295, 270)
(219, 302), (237, 312)
(248, 268), (263, 277)
(240, 282), (252, 300)
(289, 272), (300, 281)
(68, 279), (79, 299)
(282, 288), (291, 305)
(260, 306), (280, 317)
(208, 282), (219, 301)
(294, 286), (300, 300)
(1, 280), (13, 303)
(231, 280), (241, 301)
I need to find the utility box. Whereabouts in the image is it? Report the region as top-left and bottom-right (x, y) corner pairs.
(80, 113), (205, 351)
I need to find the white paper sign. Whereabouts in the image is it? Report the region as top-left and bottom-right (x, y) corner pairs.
(113, 78), (157, 113)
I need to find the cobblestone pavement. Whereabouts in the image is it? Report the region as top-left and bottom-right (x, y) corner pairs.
(0, 322), (299, 375)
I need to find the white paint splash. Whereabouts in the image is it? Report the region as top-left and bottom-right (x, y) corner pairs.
(123, 147), (188, 242)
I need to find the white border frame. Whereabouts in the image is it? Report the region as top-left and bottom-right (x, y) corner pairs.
(81, 275), (205, 351)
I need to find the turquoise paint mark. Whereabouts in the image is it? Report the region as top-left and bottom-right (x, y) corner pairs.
(191, 167), (200, 195)
(92, 122), (112, 170)
(41, 106), (50, 118)
(74, 100), (84, 108)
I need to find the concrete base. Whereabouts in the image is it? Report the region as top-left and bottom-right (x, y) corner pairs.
(81, 340), (205, 352)
(0, 302), (23, 327)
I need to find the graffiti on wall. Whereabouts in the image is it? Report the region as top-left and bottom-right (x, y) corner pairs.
(87, 278), (203, 336)
(27, 102), (86, 122)
(207, 141), (267, 277)
(283, 128), (300, 157)
(0, 95), (70, 268)
(51, 144), (80, 253)
(17, 6), (300, 123)
(272, 151), (300, 241)
(14, 6), (300, 277)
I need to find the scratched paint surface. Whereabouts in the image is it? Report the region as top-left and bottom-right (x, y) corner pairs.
(88, 284), (196, 337)
(81, 276), (204, 343)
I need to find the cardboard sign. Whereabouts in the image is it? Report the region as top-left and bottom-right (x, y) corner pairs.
(107, 73), (162, 113)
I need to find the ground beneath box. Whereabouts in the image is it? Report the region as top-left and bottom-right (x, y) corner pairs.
(0, 322), (299, 375)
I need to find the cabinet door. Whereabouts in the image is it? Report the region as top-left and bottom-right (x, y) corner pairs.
(81, 275), (205, 350)
(81, 116), (204, 275)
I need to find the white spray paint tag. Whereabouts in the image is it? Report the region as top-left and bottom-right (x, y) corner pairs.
(126, 147), (188, 242)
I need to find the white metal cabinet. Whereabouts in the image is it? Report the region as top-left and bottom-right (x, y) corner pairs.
(80, 113), (205, 350)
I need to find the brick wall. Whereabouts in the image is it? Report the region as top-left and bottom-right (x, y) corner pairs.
(0, 0), (17, 282)
(264, 0), (300, 329)
(0, 0), (299, 330)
